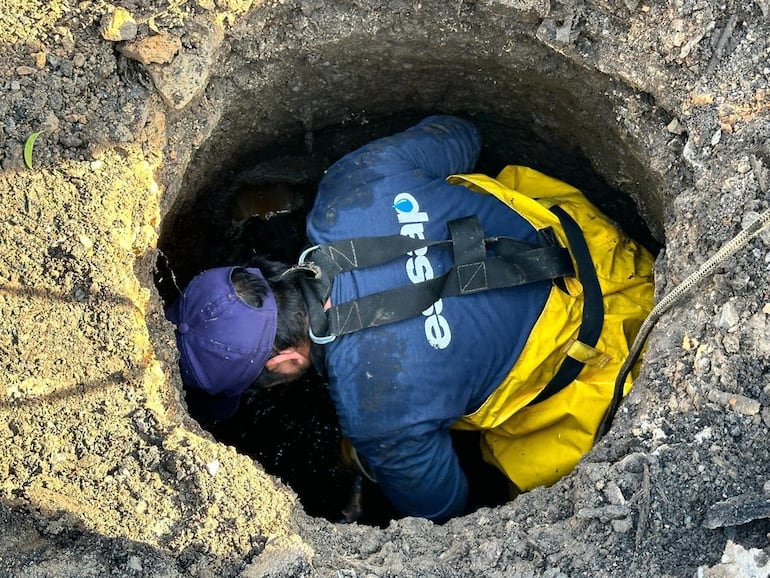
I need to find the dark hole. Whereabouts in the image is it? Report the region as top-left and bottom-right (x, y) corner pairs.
(155, 111), (659, 525)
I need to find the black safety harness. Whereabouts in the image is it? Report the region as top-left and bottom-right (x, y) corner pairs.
(286, 210), (604, 407)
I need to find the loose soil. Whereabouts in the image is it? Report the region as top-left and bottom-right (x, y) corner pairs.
(1, 0), (769, 577)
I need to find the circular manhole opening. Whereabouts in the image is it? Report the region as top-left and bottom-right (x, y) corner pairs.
(155, 109), (661, 525)
(152, 5), (673, 527)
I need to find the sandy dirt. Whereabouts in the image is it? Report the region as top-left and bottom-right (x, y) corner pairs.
(1, 0), (770, 576)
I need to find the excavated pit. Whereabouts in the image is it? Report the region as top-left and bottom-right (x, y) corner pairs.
(6, 0), (770, 574)
(155, 15), (669, 527)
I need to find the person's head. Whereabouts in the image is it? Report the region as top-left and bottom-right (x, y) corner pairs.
(232, 257), (312, 388)
(166, 263), (310, 417)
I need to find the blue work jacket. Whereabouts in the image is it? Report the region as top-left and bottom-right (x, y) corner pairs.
(306, 116), (551, 520)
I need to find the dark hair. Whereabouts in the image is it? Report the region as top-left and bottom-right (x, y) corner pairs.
(231, 267), (271, 307)
(231, 259), (308, 352)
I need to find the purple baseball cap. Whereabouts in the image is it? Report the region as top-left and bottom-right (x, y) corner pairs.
(166, 266), (277, 419)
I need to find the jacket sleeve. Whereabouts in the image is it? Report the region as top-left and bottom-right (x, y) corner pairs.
(355, 425), (469, 521)
(307, 115), (481, 243)
(322, 115), (481, 186)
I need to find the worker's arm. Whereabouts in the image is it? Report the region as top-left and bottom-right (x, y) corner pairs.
(329, 114), (480, 181)
(307, 115), (481, 241)
(354, 425), (469, 521)
(380, 114), (482, 178)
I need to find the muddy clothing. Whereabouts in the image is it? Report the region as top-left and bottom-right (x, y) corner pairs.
(306, 116), (654, 520)
(307, 116), (550, 520)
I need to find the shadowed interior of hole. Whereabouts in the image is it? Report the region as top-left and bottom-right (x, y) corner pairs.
(155, 110), (660, 525)
(160, 111), (660, 289)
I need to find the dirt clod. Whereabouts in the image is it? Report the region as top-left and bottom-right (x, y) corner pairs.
(100, 6), (139, 42)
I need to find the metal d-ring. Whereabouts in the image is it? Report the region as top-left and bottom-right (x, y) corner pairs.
(298, 244), (320, 265)
(299, 245), (337, 344)
(309, 325), (337, 345)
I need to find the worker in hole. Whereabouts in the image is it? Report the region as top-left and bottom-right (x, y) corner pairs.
(167, 115), (655, 521)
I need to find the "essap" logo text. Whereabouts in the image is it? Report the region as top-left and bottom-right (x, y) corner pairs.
(393, 192), (452, 349)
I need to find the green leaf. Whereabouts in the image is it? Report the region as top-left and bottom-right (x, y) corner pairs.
(24, 131), (43, 170)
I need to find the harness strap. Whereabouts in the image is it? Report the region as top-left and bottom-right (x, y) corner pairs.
(312, 235), (448, 276)
(527, 206), (605, 405)
(326, 245), (572, 336)
(303, 215), (575, 341)
(312, 228), (550, 276)
(449, 216), (486, 266)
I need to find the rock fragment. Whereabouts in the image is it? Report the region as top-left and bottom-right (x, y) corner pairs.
(666, 117), (686, 135)
(576, 504), (631, 521)
(100, 6), (138, 42)
(127, 556), (143, 572)
(698, 541), (770, 577)
(32, 51), (46, 68)
(119, 33), (182, 65)
(612, 517), (633, 533)
(603, 481), (626, 505)
(479, 0), (551, 21)
(146, 18), (224, 110)
(704, 492), (770, 529)
(706, 389), (761, 415)
(716, 301), (739, 330)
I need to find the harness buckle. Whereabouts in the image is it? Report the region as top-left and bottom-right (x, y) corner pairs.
(270, 246), (322, 283)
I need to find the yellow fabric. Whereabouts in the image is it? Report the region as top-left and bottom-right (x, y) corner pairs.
(447, 166), (655, 491)
(562, 339), (612, 368)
